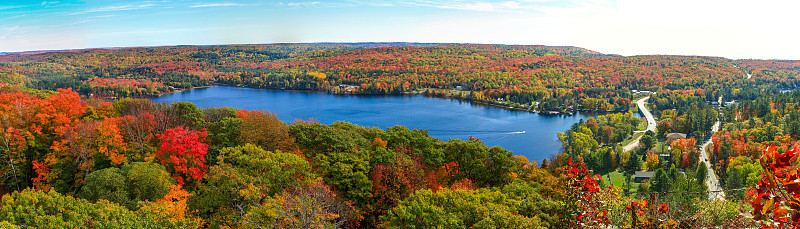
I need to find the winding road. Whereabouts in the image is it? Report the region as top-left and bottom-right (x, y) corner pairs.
(699, 97), (725, 200)
(623, 95), (726, 200)
(622, 96), (657, 152)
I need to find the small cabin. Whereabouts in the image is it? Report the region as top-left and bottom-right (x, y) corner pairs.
(634, 171), (654, 183)
(666, 133), (687, 139)
(665, 133), (687, 146)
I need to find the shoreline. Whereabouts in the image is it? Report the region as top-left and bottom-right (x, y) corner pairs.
(152, 84), (634, 116)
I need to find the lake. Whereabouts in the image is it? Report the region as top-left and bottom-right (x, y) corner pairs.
(152, 86), (630, 163)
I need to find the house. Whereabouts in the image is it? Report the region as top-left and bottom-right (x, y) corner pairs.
(665, 133), (687, 146)
(666, 133), (687, 139)
(634, 171), (655, 183)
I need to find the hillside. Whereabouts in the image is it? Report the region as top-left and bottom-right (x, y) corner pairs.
(1, 43), (800, 228)
(3, 43), (791, 113)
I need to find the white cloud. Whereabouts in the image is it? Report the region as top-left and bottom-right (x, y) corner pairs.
(286, 2), (321, 7)
(0, 26), (85, 52)
(401, 0), (545, 12)
(71, 3), (156, 15)
(189, 2), (246, 8)
(40, 1), (59, 7)
(0, 4), (36, 11)
(0, 26), (21, 39)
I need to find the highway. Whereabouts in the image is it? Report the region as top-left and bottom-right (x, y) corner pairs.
(623, 96), (657, 152)
(698, 97), (725, 200)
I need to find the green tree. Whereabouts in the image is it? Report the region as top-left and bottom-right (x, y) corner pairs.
(626, 152), (641, 171)
(1, 189), (199, 228)
(190, 144), (315, 228)
(651, 168), (671, 192)
(382, 188), (543, 228)
(79, 167), (128, 207)
(203, 117), (242, 166)
(80, 162), (175, 210)
(693, 130), (704, 139)
(696, 162), (708, 184)
(641, 135), (656, 150)
(503, 180), (562, 228)
(170, 101), (204, 129)
(445, 138), (515, 187)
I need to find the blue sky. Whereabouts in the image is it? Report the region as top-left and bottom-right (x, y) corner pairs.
(1, 0), (799, 59)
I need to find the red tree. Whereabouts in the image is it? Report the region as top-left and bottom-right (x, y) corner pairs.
(748, 144), (800, 228)
(563, 157), (609, 227)
(155, 126), (209, 186)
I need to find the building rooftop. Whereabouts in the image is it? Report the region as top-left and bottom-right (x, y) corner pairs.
(635, 171), (655, 178)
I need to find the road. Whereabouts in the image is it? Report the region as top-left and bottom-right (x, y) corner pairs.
(698, 96), (725, 200)
(623, 95), (725, 200)
(623, 96), (657, 152)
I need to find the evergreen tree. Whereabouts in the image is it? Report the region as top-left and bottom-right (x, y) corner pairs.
(626, 152), (641, 171)
(651, 168), (671, 192)
(696, 162), (708, 184)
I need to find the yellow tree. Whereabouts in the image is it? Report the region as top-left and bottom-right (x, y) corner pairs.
(235, 109), (295, 151)
(645, 152), (660, 171)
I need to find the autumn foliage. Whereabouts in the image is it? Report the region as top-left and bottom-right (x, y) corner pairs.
(748, 144), (800, 228)
(563, 157), (610, 227)
(155, 126), (209, 186)
(3, 42), (800, 227)
(235, 109), (295, 151)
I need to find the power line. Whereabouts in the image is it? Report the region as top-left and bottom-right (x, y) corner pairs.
(619, 186), (753, 195)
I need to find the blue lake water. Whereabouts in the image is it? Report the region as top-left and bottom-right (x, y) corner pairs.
(152, 86), (634, 163)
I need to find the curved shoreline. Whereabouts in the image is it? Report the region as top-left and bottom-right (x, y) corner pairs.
(155, 84), (633, 116)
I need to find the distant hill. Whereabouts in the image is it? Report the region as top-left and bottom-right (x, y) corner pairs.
(0, 42), (797, 113)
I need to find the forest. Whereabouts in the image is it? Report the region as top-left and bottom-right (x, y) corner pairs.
(2, 43), (790, 113)
(2, 43), (800, 228)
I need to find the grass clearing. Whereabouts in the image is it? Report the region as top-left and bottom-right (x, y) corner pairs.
(636, 118), (648, 130)
(653, 141), (669, 153)
(621, 132), (644, 146)
(599, 170), (641, 193)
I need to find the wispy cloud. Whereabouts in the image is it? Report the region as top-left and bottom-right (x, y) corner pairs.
(0, 4), (36, 11)
(71, 3), (156, 15)
(288, 1), (321, 7)
(0, 26), (21, 39)
(40, 1), (60, 7)
(400, 0), (542, 12)
(189, 2), (246, 8)
(101, 27), (218, 37)
(70, 14), (117, 25)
